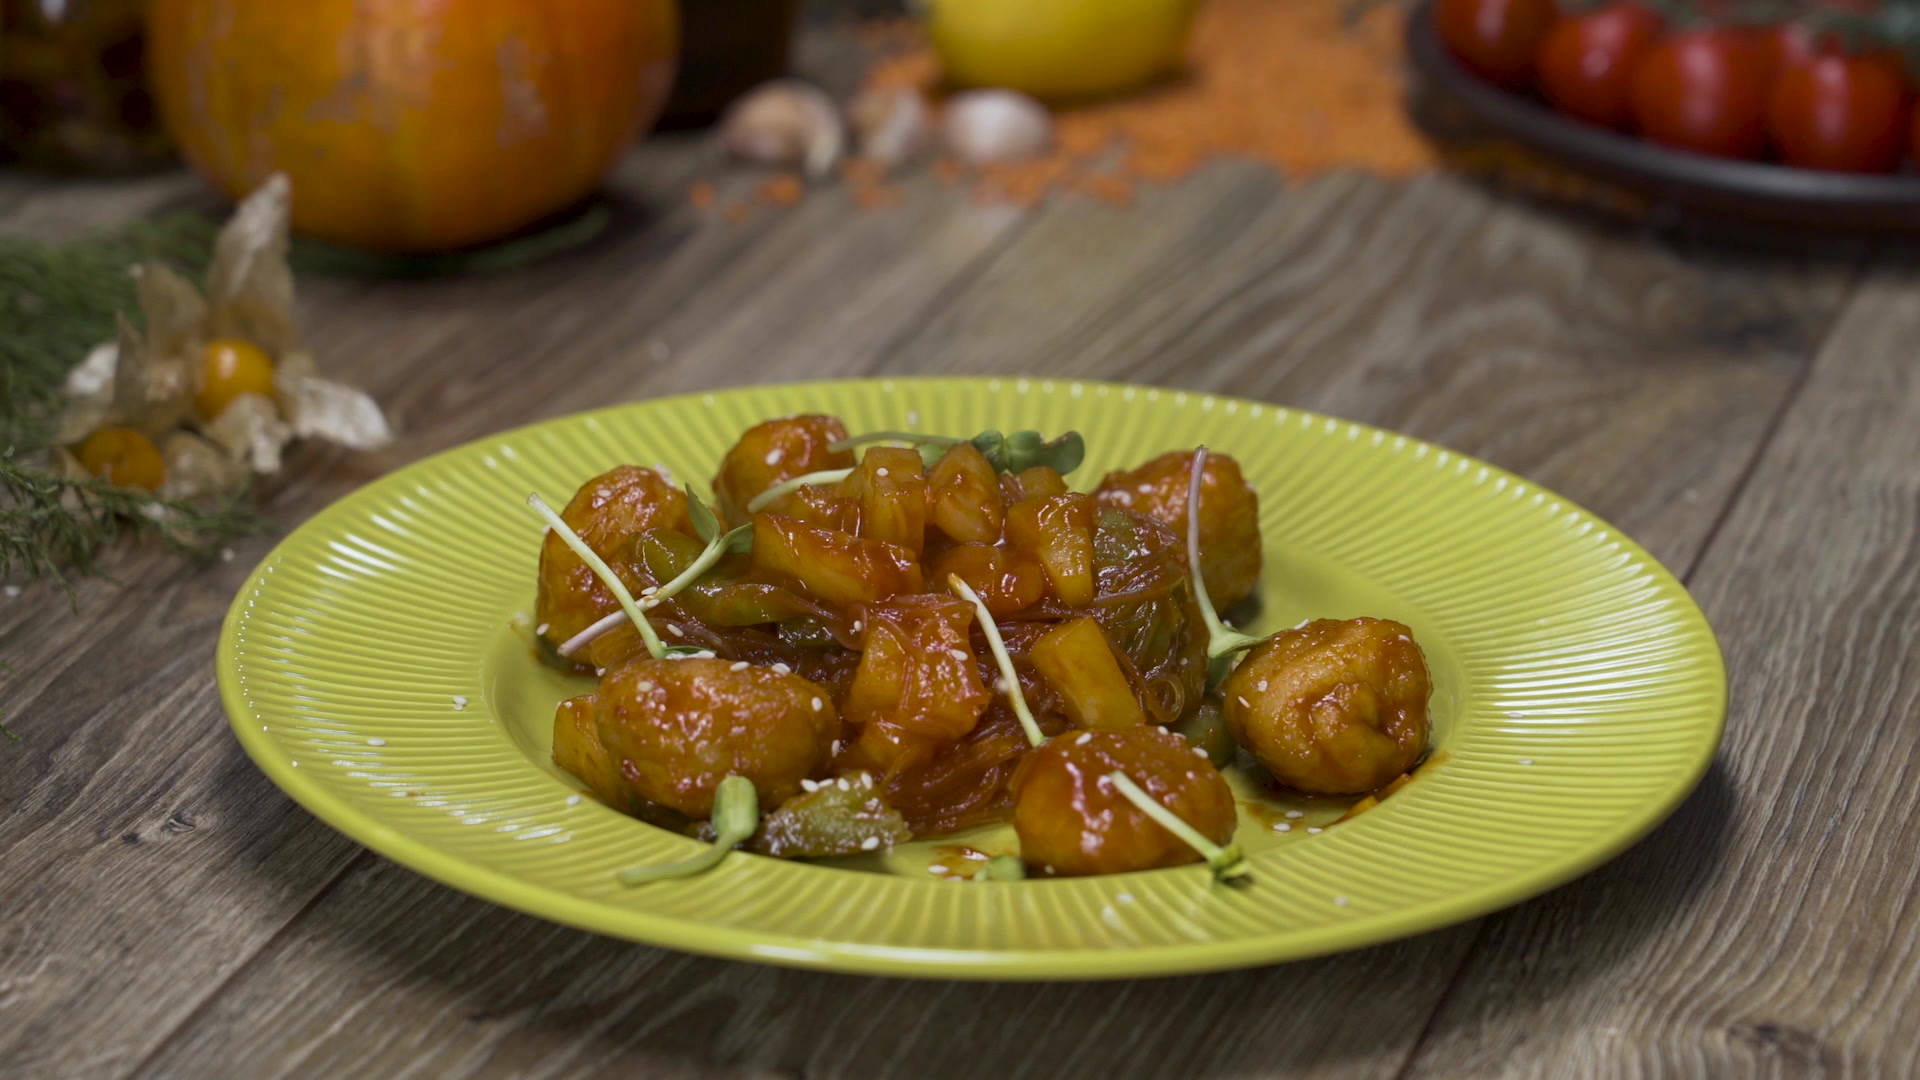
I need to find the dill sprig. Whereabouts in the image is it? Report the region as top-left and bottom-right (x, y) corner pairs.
(0, 211), (262, 591)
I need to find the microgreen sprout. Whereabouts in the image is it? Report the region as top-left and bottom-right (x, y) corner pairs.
(981, 854), (1027, 881)
(745, 468), (854, 514)
(948, 573), (1045, 749)
(827, 431), (962, 454)
(617, 775), (759, 885)
(1187, 447), (1262, 679)
(1105, 771), (1252, 886)
(532, 484), (750, 660)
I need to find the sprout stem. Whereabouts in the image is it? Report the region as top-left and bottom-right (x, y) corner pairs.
(1105, 771), (1252, 886)
(746, 468), (854, 514)
(828, 431), (961, 453)
(1187, 447), (1262, 660)
(618, 775), (760, 885)
(948, 574), (1046, 749)
(552, 523), (750, 657)
(529, 493), (669, 661)
(981, 854), (1027, 881)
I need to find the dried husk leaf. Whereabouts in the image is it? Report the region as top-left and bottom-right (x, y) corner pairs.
(204, 392), (293, 474)
(100, 316), (195, 438)
(204, 174), (296, 356)
(133, 261), (207, 360)
(159, 431), (250, 500)
(55, 342), (119, 445)
(274, 372), (394, 451)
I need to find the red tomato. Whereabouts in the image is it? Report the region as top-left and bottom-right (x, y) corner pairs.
(1760, 22), (1824, 82)
(1630, 29), (1772, 159)
(1769, 51), (1911, 171)
(1435, 0), (1560, 88)
(1537, 4), (1666, 128)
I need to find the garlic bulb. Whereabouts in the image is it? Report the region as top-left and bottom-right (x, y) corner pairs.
(942, 90), (1053, 165)
(849, 86), (932, 171)
(719, 79), (845, 179)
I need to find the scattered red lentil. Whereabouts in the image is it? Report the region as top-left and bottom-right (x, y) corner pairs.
(756, 172), (806, 207)
(689, 179), (718, 208)
(702, 0), (1435, 216)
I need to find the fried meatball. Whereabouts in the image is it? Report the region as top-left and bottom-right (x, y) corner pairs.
(594, 657), (842, 818)
(712, 414), (855, 526)
(1011, 727), (1237, 877)
(1221, 617), (1430, 795)
(535, 466), (692, 649)
(1094, 450), (1262, 612)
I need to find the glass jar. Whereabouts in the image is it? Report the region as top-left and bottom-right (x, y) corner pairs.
(0, 0), (172, 173)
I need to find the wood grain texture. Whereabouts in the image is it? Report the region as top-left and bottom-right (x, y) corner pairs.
(120, 170), (1858, 1079)
(1398, 261), (1920, 1080)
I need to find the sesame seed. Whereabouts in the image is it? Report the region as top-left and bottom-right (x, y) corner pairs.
(994, 677), (1012, 694)
(929, 864), (949, 874)
(876, 467), (890, 478)
(697, 650), (717, 659)
(1285, 810), (1304, 819)
(1519, 758), (1535, 766)
(1308, 827), (1323, 834)
(1191, 746), (1208, 758)
(851, 620), (863, 632)
(367, 737), (386, 746)
(906, 410), (920, 426)
(772, 663), (792, 675)
(566, 794), (581, 806)
(1136, 483), (1152, 493)
(730, 661), (749, 671)
(638, 681), (654, 691)
(801, 779), (820, 792)
(641, 586), (658, 596)
(950, 648), (971, 662)
(1257, 680), (1268, 692)
(1076, 732), (1092, 745)
(220, 548), (235, 562)
(861, 836), (881, 850)
(765, 448), (784, 466)
(667, 624), (683, 637)
(536, 623), (550, 635)
(1334, 895), (1350, 907)
(832, 740), (843, 754)
(1276, 823), (1292, 832)
(595, 668), (607, 676)
(811, 697), (824, 711)
(837, 778), (852, 791)
(1237, 696), (1250, 708)
(451, 696), (468, 711)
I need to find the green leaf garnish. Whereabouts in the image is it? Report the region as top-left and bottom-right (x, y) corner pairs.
(947, 573), (1046, 749)
(618, 775), (759, 885)
(1186, 447), (1262, 681)
(978, 430), (1086, 477)
(744, 468), (855, 514)
(685, 483), (722, 544)
(1105, 771), (1252, 887)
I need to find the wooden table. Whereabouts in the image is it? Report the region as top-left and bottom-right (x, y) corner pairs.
(4, 37), (1918, 1079)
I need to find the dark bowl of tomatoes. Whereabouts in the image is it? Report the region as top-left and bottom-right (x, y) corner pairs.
(1408, 0), (1920, 231)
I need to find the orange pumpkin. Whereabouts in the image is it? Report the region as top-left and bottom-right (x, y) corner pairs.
(147, 0), (678, 253)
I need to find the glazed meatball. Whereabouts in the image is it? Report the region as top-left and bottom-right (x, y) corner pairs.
(1095, 450), (1262, 612)
(535, 466), (692, 649)
(594, 657), (841, 818)
(712, 414), (855, 526)
(1221, 617), (1430, 795)
(1011, 727), (1237, 877)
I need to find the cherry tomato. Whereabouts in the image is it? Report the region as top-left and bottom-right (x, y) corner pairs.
(1537, 3), (1666, 128)
(1759, 21), (1823, 82)
(1435, 0), (1560, 89)
(76, 426), (166, 491)
(1630, 29), (1772, 159)
(195, 338), (276, 420)
(1769, 50), (1910, 172)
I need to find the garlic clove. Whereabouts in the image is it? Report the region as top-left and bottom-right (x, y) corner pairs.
(719, 79), (845, 180)
(849, 86), (932, 172)
(942, 89), (1053, 166)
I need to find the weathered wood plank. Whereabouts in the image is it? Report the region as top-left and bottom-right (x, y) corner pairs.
(1397, 262), (1920, 1079)
(127, 170), (1859, 1080)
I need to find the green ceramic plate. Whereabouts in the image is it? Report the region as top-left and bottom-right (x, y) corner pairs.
(219, 377), (1726, 979)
